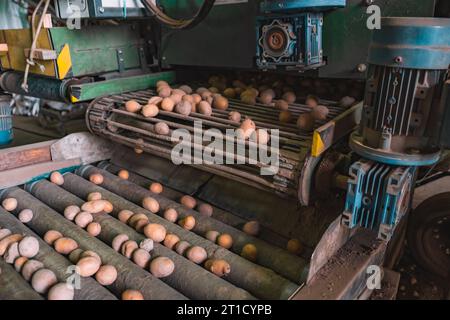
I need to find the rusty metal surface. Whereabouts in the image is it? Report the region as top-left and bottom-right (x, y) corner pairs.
(0, 140), (55, 172)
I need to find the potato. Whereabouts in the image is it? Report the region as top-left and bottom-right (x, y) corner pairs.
(47, 283), (75, 300)
(178, 85), (193, 94)
(149, 257), (175, 278)
(86, 222), (102, 237)
(18, 236), (39, 258)
(205, 230), (220, 242)
(142, 104), (159, 118)
(287, 239), (303, 255)
(275, 100), (289, 111)
(182, 94), (195, 105)
(2, 197), (18, 211)
(134, 138), (144, 154)
(64, 205), (80, 221)
(305, 95), (319, 108)
(157, 86), (171, 98)
(128, 213), (149, 228)
(74, 211), (93, 228)
(49, 172), (64, 186)
(196, 87), (208, 95)
(197, 203), (213, 217)
(205, 259), (231, 277)
(80, 250), (102, 264)
(134, 219), (149, 232)
(156, 80), (169, 88)
(18, 209), (33, 223)
(241, 95), (256, 105)
(43, 230), (63, 246)
(54, 237), (78, 255)
(259, 92), (273, 105)
(142, 197), (160, 213)
(312, 105), (329, 121)
(282, 91), (296, 104)
(242, 221), (260, 237)
(149, 182), (163, 194)
(89, 173), (104, 185)
(174, 240), (190, 255)
(118, 209), (134, 223)
(197, 101), (212, 116)
(68, 248), (84, 264)
(0, 228), (12, 240)
(160, 97), (175, 112)
(0, 233), (23, 255)
(217, 233), (233, 249)
(175, 101), (192, 116)
(191, 93), (202, 105)
(21, 259), (44, 281)
(122, 289), (144, 300)
(201, 91), (212, 101)
(76, 256), (101, 277)
(121, 240), (138, 259)
(228, 111), (241, 123)
(118, 169), (129, 180)
(213, 95), (229, 111)
(95, 265), (118, 286)
(251, 129), (270, 145)
(297, 113), (315, 131)
(279, 110), (292, 123)
(180, 195), (196, 209)
(163, 208), (178, 222)
(148, 96), (163, 106)
(232, 80), (246, 89)
(143, 224), (166, 243)
(87, 192), (102, 201)
(14, 256), (28, 272)
(132, 248), (151, 268)
(241, 243), (257, 262)
(155, 122), (170, 136)
(172, 89), (186, 97)
(139, 238), (154, 252)
(186, 246), (207, 264)
(125, 100), (141, 113)
(163, 233), (180, 250)
(237, 118), (256, 140)
(104, 201), (114, 214)
(209, 87), (219, 94)
(339, 96), (356, 108)
(223, 88), (236, 99)
(4, 242), (19, 263)
(169, 93), (183, 104)
(81, 200), (106, 214)
(31, 268), (57, 294)
(112, 234), (129, 252)
(178, 216), (195, 231)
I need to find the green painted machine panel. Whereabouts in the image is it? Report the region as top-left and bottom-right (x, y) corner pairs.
(49, 24), (145, 78)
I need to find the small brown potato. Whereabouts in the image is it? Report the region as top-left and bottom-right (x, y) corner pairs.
(228, 111), (241, 123)
(139, 238), (154, 252)
(18, 236), (39, 258)
(180, 195), (196, 209)
(242, 221), (260, 237)
(175, 100), (192, 116)
(142, 104), (159, 118)
(196, 87), (208, 95)
(125, 100), (141, 113)
(275, 100), (289, 111)
(172, 89), (186, 96)
(154, 122), (170, 136)
(148, 96), (163, 106)
(197, 203), (213, 217)
(86, 222), (102, 237)
(68, 248), (84, 264)
(174, 241), (190, 255)
(64, 205), (80, 221)
(31, 268), (57, 294)
(95, 265), (118, 286)
(149, 182), (163, 194)
(76, 256), (101, 277)
(50, 172), (64, 186)
(149, 257), (175, 278)
(312, 105), (329, 121)
(241, 244), (257, 262)
(132, 248), (151, 268)
(186, 246), (207, 264)
(47, 283), (75, 300)
(252, 129), (270, 145)
(4, 242), (19, 263)
(122, 289), (144, 300)
(103, 201), (113, 214)
(200, 91), (212, 101)
(163, 208), (178, 223)
(156, 80), (169, 88)
(163, 233), (180, 250)
(112, 234), (129, 252)
(178, 85), (193, 94)
(118, 169), (129, 180)
(128, 213), (149, 228)
(209, 87), (219, 94)
(205, 230), (220, 243)
(2, 197), (18, 211)
(223, 88), (236, 99)
(305, 95), (319, 108)
(134, 219), (149, 232)
(297, 113), (315, 131)
(217, 234), (233, 249)
(121, 240), (139, 259)
(118, 210), (134, 223)
(81, 200), (106, 214)
(80, 250), (102, 264)
(178, 216), (196, 231)
(14, 256), (28, 272)
(0, 228), (12, 240)
(182, 94), (195, 105)
(18, 209), (33, 223)
(0, 233), (23, 255)
(197, 101), (212, 116)
(21, 259), (44, 281)
(134, 138), (144, 154)
(282, 91), (296, 104)
(339, 96), (356, 108)
(87, 192), (102, 201)
(160, 97), (175, 112)
(89, 173), (104, 185)
(142, 197), (160, 213)
(157, 86), (171, 98)
(54, 237), (78, 255)
(287, 239), (303, 255)
(259, 92), (273, 105)
(169, 93), (183, 104)
(213, 95), (229, 110)
(205, 259), (231, 277)
(237, 118), (256, 140)
(143, 224), (166, 243)
(241, 95), (256, 105)
(279, 110), (292, 123)
(192, 93), (202, 105)
(43, 230), (63, 246)
(74, 211), (93, 228)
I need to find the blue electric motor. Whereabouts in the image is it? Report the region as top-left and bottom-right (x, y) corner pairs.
(0, 96), (13, 146)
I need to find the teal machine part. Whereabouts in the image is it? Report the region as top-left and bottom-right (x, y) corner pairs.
(0, 96), (13, 146)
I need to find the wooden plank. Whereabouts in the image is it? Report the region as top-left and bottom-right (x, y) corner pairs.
(24, 48), (57, 60)
(0, 140), (56, 171)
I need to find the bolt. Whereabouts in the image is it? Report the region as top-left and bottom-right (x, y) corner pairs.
(99, 7), (105, 13)
(357, 64), (367, 72)
(365, 0), (375, 5)
(394, 56), (403, 64)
